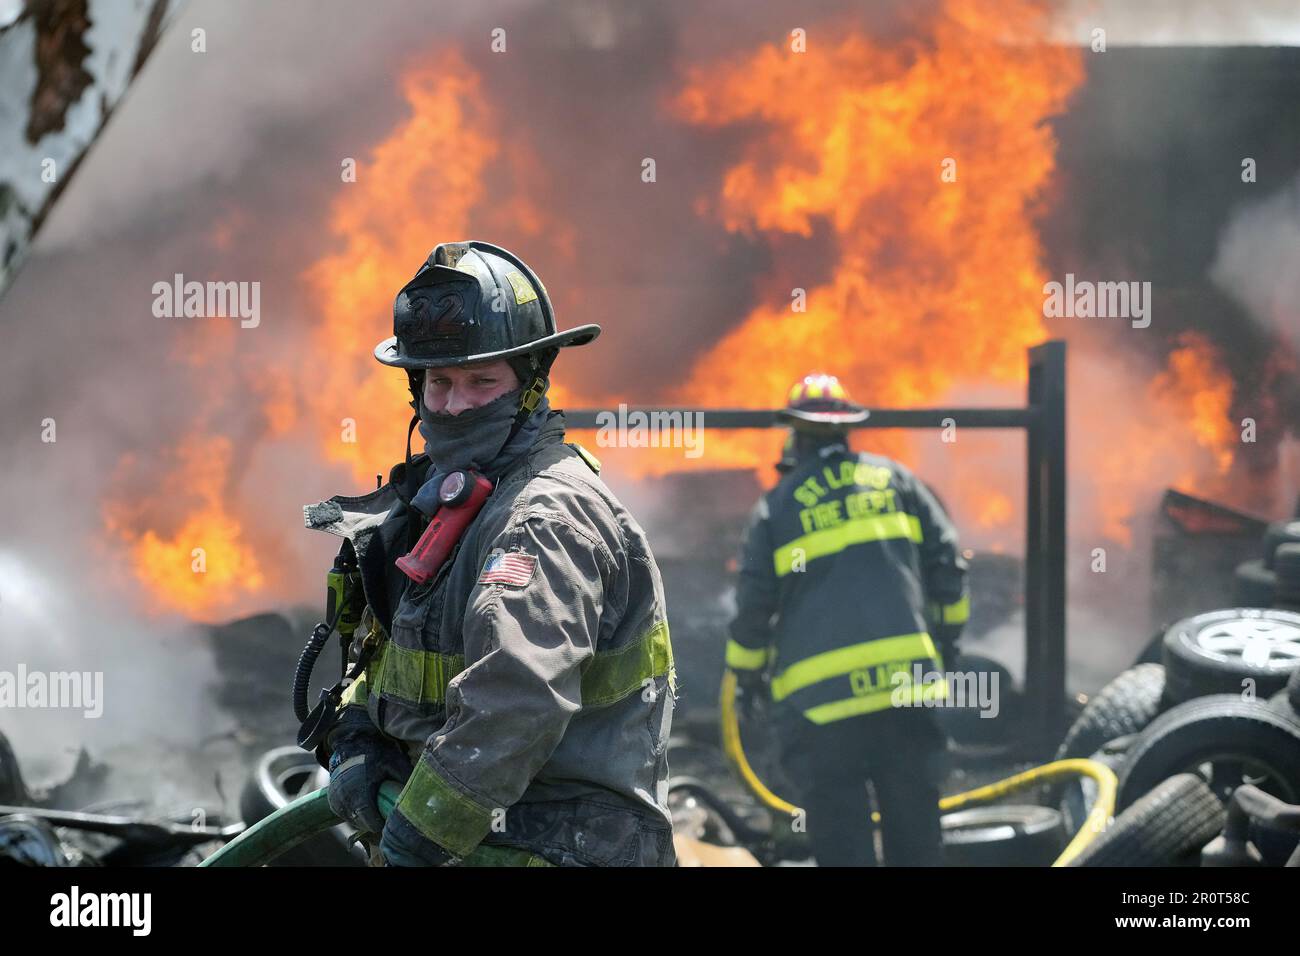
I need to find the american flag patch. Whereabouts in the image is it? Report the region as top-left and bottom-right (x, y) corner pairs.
(478, 550), (537, 587)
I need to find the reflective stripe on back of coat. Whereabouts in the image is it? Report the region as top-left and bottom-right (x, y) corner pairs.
(761, 449), (945, 723)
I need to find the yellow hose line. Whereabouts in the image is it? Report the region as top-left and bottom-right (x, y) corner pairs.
(719, 671), (802, 817)
(719, 673), (1117, 866)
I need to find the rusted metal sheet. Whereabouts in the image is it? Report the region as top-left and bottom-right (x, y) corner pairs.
(0, 0), (186, 300)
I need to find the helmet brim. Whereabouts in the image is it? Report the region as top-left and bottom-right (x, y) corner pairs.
(777, 407), (870, 425)
(374, 324), (601, 369)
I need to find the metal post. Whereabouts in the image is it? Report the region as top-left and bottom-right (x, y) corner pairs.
(1025, 341), (1068, 754)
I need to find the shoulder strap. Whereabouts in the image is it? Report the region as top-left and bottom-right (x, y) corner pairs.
(567, 442), (602, 474)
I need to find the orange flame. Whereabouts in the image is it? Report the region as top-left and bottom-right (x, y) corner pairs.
(103, 436), (267, 616)
(1076, 331), (1238, 546)
(1151, 331), (1237, 476)
(671, 1), (1081, 413)
(303, 53), (502, 484)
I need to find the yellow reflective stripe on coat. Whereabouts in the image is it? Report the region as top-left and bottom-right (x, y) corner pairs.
(928, 593), (970, 625)
(773, 512), (923, 577)
(370, 621), (674, 710)
(939, 593), (970, 624)
(459, 845), (556, 867)
(804, 678), (948, 725)
(770, 632), (939, 701)
(725, 639), (769, 671)
(368, 642), (465, 706)
(580, 620), (675, 706)
(339, 670), (368, 708)
(393, 755), (495, 858)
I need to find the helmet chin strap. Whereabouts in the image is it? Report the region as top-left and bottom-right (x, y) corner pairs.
(402, 410), (421, 502)
(495, 347), (556, 462)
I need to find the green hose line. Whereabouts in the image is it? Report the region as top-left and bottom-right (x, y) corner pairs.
(200, 780), (402, 867)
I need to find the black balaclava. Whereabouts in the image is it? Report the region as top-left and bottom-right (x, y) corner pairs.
(407, 349), (558, 516)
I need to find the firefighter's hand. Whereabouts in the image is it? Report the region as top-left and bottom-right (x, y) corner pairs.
(380, 809), (458, 867)
(730, 669), (768, 723)
(326, 709), (413, 836)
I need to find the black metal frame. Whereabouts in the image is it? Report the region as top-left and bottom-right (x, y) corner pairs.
(566, 340), (1068, 752)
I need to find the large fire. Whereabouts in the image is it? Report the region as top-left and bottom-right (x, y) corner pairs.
(652, 0), (1083, 483)
(101, 1), (1248, 616)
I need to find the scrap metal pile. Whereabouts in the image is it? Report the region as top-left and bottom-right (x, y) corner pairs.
(4, 519), (1300, 867)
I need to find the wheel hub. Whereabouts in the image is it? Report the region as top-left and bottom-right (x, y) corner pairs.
(1193, 617), (1300, 668)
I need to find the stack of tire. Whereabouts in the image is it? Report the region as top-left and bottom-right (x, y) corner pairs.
(1055, 607), (1300, 866)
(239, 746), (364, 866)
(1233, 521), (1300, 611)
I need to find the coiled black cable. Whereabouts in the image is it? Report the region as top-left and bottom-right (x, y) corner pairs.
(293, 610), (341, 724)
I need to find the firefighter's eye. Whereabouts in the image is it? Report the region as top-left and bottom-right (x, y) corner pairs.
(426, 377), (450, 387)
(472, 377), (497, 387)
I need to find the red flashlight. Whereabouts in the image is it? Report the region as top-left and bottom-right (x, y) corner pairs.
(394, 470), (494, 584)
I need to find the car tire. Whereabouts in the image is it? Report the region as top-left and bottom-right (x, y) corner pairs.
(1161, 609), (1300, 704)
(1267, 667), (1300, 717)
(1069, 774), (1224, 867)
(1132, 627), (1167, 667)
(1268, 687), (1295, 716)
(1056, 664), (1168, 762)
(1059, 739), (1134, 839)
(941, 805), (1065, 867)
(0, 814), (70, 867)
(239, 746), (362, 866)
(1052, 664), (1167, 834)
(1263, 521), (1300, 570)
(1232, 559), (1276, 608)
(1275, 544), (1300, 605)
(1249, 812), (1300, 867)
(1118, 695), (1300, 810)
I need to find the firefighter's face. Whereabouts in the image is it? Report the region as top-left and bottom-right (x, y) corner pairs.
(422, 360), (521, 416)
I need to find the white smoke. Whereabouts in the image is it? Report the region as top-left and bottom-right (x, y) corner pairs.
(1052, 0), (1300, 46)
(1210, 172), (1300, 345)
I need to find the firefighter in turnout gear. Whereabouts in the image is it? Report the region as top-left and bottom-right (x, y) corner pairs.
(726, 373), (969, 866)
(306, 241), (676, 866)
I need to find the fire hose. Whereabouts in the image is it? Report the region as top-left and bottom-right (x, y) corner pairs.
(718, 671), (1117, 866)
(199, 781), (401, 867)
(202, 683), (1114, 867)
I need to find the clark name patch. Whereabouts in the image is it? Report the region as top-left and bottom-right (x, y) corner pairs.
(479, 550), (537, 587)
